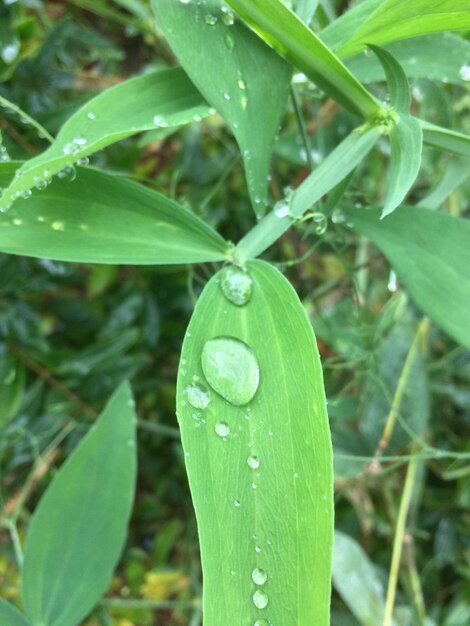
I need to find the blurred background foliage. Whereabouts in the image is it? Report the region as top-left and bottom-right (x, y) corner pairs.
(0, 1), (469, 625)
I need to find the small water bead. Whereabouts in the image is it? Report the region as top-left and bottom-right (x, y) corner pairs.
(331, 208), (345, 224)
(253, 590), (269, 609)
(253, 620), (270, 626)
(312, 211), (327, 235)
(87, 111), (96, 120)
(185, 382), (211, 409)
(201, 336), (260, 406)
(459, 64), (470, 81)
(237, 78), (246, 90)
(251, 568), (267, 585)
(153, 115), (169, 127)
(52, 221), (65, 231)
(179, 0), (191, 3)
(220, 266), (252, 306)
(221, 10), (235, 26)
(247, 456), (260, 470)
(224, 32), (235, 50)
(223, 92), (231, 100)
(204, 14), (218, 25)
(233, 499), (241, 508)
(77, 156), (89, 166)
(12, 218), (22, 225)
(274, 199), (289, 219)
(21, 189), (32, 199)
(214, 422), (230, 438)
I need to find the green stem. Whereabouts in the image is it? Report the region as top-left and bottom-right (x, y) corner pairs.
(382, 455), (418, 626)
(3, 517), (24, 569)
(0, 96), (54, 144)
(290, 85), (315, 171)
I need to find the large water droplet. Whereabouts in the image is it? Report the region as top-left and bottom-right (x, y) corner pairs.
(274, 199), (289, 219)
(459, 64), (470, 81)
(201, 337), (260, 406)
(220, 266), (252, 306)
(185, 382), (211, 409)
(252, 568), (267, 585)
(215, 422), (230, 438)
(247, 456), (260, 470)
(253, 620), (270, 626)
(253, 589), (268, 609)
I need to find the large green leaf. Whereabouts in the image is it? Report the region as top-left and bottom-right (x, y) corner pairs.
(236, 126), (381, 260)
(152, 0), (291, 215)
(335, 0), (470, 58)
(177, 260), (333, 625)
(227, 0), (380, 118)
(382, 115), (423, 218)
(345, 34), (470, 86)
(22, 382), (137, 626)
(0, 163), (229, 264)
(0, 600), (31, 626)
(0, 68), (208, 210)
(343, 205), (470, 348)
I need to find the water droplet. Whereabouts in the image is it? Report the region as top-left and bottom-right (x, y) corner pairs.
(201, 336), (260, 406)
(205, 13), (218, 25)
(87, 111), (96, 120)
(247, 456), (260, 470)
(21, 189), (32, 199)
(387, 270), (398, 293)
(221, 5), (235, 25)
(1, 41), (20, 64)
(35, 180), (49, 190)
(237, 78), (246, 90)
(185, 382), (211, 409)
(51, 221), (65, 231)
(251, 567), (267, 585)
(253, 589), (268, 609)
(311, 211), (327, 235)
(57, 166), (76, 181)
(233, 499), (241, 508)
(251, 482), (257, 489)
(331, 208), (345, 224)
(215, 422), (230, 438)
(459, 64), (470, 81)
(219, 266), (252, 306)
(153, 115), (169, 127)
(223, 92), (231, 100)
(224, 32), (235, 50)
(255, 545), (261, 553)
(253, 620), (270, 626)
(274, 199), (289, 218)
(180, 0), (191, 3)
(77, 156), (89, 166)
(12, 218), (22, 225)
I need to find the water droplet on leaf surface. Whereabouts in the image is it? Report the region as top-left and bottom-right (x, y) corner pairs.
(252, 568), (267, 585)
(253, 589), (268, 609)
(274, 199), (289, 218)
(215, 422), (230, 438)
(201, 336), (260, 406)
(247, 456), (260, 470)
(459, 64), (470, 81)
(185, 382), (211, 409)
(220, 266), (252, 306)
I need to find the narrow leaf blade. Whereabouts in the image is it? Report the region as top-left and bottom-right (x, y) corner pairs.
(0, 600), (31, 626)
(227, 0), (380, 118)
(152, 0), (291, 215)
(343, 205), (470, 348)
(0, 68), (208, 210)
(22, 382), (137, 626)
(382, 115), (423, 218)
(0, 163), (229, 264)
(420, 120), (470, 158)
(177, 260), (333, 625)
(368, 45), (411, 113)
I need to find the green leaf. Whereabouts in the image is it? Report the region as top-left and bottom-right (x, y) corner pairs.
(342, 205), (470, 348)
(0, 349), (25, 428)
(368, 45), (410, 113)
(0, 600), (31, 626)
(22, 382), (137, 626)
(0, 163), (229, 264)
(420, 121), (470, 159)
(151, 0), (291, 215)
(335, 0), (470, 58)
(418, 157), (470, 210)
(345, 34), (470, 86)
(382, 115), (423, 218)
(319, 0), (384, 52)
(333, 531), (385, 626)
(227, 0), (380, 118)
(0, 68), (209, 210)
(177, 260), (333, 625)
(236, 126), (381, 260)
(295, 0), (320, 24)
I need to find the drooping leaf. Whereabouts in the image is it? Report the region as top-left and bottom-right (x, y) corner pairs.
(151, 0), (291, 215)
(335, 0), (470, 58)
(332, 532), (386, 626)
(0, 163), (229, 264)
(227, 0), (380, 118)
(177, 260), (333, 625)
(382, 115), (423, 218)
(368, 45), (411, 113)
(418, 157), (470, 210)
(0, 68), (209, 210)
(345, 34), (470, 86)
(22, 382), (137, 626)
(342, 205), (470, 348)
(420, 121), (470, 159)
(0, 600), (31, 626)
(236, 126), (381, 260)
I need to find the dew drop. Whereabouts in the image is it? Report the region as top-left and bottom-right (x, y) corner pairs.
(331, 208), (345, 224)
(21, 189), (32, 199)
(204, 13), (218, 25)
(312, 211), (327, 235)
(12, 218), (22, 225)
(224, 32), (235, 50)
(185, 382), (211, 409)
(223, 92), (231, 100)
(201, 336), (260, 406)
(233, 499), (241, 508)
(87, 111), (96, 120)
(459, 64), (470, 81)
(219, 266), (252, 306)
(179, 0), (191, 3)
(253, 620), (270, 626)
(153, 115), (169, 127)
(274, 199), (289, 218)
(251, 567), (267, 585)
(51, 221), (65, 231)
(237, 78), (246, 90)
(247, 456), (260, 470)
(215, 422), (230, 438)
(253, 589), (268, 609)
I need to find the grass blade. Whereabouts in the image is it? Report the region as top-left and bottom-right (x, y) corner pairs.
(22, 382), (137, 626)
(152, 0), (291, 215)
(0, 68), (208, 211)
(418, 157), (470, 210)
(335, 0), (470, 58)
(368, 45), (411, 113)
(343, 205), (470, 348)
(0, 600), (31, 626)
(177, 260), (333, 625)
(227, 0), (380, 118)
(382, 115), (423, 218)
(0, 163), (229, 264)
(420, 121), (470, 158)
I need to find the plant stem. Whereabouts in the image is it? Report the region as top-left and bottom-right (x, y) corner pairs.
(290, 85), (314, 171)
(3, 517), (24, 569)
(0, 96), (54, 143)
(382, 455), (418, 626)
